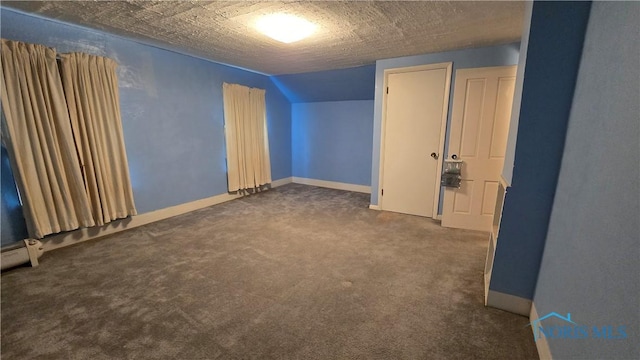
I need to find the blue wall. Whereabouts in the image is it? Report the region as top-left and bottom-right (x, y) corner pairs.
(489, 1), (592, 300)
(292, 101), (374, 186)
(370, 43), (520, 207)
(533, 2), (639, 358)
(272, 65), (375, 103)
(0, 8), (291, 243)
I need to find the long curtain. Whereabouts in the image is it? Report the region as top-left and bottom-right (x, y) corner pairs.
(59, 53), (136, 225)
(0, 39), (94, 238)
(222, 83), (271, 192)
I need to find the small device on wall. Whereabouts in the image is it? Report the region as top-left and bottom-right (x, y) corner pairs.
(441, 156), (463, 188)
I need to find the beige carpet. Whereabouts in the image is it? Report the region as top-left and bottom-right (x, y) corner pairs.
(1, 184), (538, 359)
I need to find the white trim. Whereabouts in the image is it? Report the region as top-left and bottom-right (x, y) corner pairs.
(486, 290), (532, 316)
(43, 192), (243, 251)
(499, 174), (510, 189)
(369, 204), (381, 210)
(530, 303), (553, 360)
(292, 177), (371, 194)
(42, 178), (295, 252)
(434, 214), (442, 220)
(271, 177), (293, 187)
(484, 232), (498, 304)
(377, 62), (453, 220)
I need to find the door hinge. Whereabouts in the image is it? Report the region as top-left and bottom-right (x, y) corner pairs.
(381, 189), (384, 196)
(386, 87), (389, 94)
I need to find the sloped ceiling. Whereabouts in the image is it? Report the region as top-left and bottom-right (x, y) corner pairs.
(3, 1), (524, 75)
(273, 65), (376, 103)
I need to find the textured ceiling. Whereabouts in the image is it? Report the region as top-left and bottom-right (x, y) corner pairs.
(3, 1), (525, 75)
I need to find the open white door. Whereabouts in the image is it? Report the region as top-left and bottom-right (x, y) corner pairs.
(380, 63), (452, 218)
(442, 66), (516, 231)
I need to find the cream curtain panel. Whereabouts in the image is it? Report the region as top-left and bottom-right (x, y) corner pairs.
(59, 53), (136, 225)
(0, 39), (94, 238)
(222, 83), (271, 192)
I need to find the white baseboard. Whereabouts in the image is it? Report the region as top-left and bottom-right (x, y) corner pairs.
(530, 303), (553, 360)
(271, 177), (293, 187)
(292, 177), (371, 194)
(43, 177), (294, 252)
(367, 204), (440, 218)
(486, 289), (532, 316)
(43, 192), (241, 251)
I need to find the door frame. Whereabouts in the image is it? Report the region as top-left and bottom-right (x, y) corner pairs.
(378, 62), (453, 218)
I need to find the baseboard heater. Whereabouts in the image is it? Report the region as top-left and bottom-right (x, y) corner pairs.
(1, 239), (44, 270)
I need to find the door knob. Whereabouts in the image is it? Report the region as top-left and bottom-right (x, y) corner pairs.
(430, 152), (439, 160)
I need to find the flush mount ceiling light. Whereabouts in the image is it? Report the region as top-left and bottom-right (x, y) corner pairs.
(255, 13), (316, 44)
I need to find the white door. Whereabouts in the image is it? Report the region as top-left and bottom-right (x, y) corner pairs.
(441, 66), (517, 231)
(381, 63), (452, 217)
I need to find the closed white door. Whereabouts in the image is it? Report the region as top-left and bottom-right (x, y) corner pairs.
(381, 63), (452, 217)
(442, 66), (517, 231)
